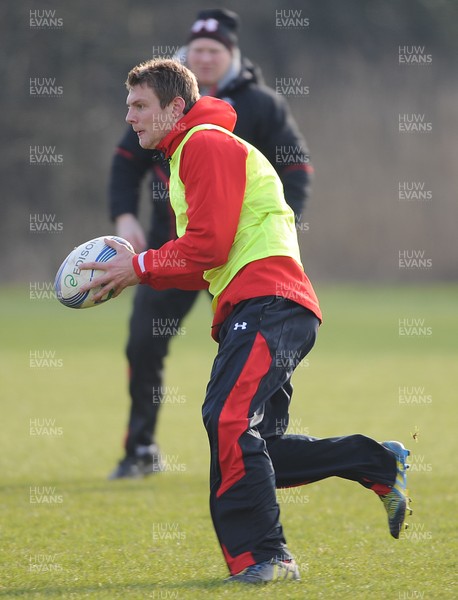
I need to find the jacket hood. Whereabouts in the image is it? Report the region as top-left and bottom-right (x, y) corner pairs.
(158, 96), (237, 158)
(218, 56), (265, 96)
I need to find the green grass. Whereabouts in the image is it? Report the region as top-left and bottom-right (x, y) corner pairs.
(0, 283), (457, 599)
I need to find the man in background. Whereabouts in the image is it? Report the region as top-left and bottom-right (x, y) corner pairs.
(108, 8), (313, 479)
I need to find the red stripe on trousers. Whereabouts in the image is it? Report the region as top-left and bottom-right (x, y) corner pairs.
(222, 544), (255, 576)
(216, 332), (272, 498)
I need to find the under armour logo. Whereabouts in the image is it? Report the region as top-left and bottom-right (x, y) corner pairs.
(191, 18), (219, 33)
(233, 322), (247, 331)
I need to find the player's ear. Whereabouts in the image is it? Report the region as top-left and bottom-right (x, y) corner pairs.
(171, 96), (186, 119)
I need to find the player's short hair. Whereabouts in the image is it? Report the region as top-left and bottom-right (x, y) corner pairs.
(126, 59), (200, 113)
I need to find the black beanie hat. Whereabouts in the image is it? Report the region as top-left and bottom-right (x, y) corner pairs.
(187, 8), (240, 51)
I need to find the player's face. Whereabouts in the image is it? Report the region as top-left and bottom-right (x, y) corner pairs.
(125, 84), (175, 149)
(187, 39), (232, 87)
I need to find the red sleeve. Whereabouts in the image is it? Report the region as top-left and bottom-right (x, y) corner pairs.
(133, 130), (248, 290)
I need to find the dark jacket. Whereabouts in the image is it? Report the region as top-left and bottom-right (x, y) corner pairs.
(109, 58), (313, 249)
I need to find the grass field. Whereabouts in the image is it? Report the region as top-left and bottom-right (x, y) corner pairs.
(1, 283), (457, 599)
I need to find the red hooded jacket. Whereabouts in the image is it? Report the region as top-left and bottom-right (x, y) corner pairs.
(132, 96), (321, 340)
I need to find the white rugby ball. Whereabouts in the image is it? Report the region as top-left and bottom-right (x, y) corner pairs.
(54, 235), (134, 309)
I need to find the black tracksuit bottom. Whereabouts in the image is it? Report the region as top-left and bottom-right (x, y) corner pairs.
(202, 295), (397, 575)
(125, 287), (396, 575)
(125, 284), (200, 455)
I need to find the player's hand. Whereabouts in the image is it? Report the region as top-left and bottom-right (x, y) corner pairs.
(116, 213), (147, 253)
(79, 237), (140, 300)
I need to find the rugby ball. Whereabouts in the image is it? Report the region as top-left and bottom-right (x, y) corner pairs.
(54, 236), (134, 309)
